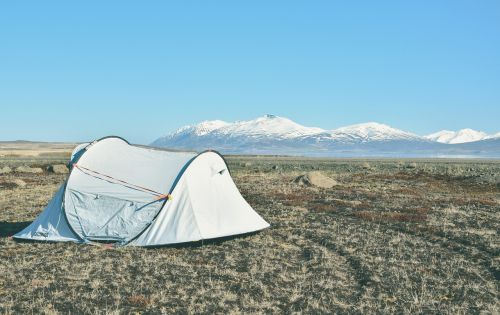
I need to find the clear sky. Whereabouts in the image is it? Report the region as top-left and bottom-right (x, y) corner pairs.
(1, 1), (499, 144)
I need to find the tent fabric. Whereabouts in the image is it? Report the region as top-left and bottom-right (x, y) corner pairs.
(14, 136), (270, 246)
(130, 152), (270, 246)
(64, 137), (195, 244)
(70, 142), (89, 163)
(13, 184), (81, 242)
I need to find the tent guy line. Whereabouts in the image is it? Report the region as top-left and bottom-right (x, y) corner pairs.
(73, 163), (172, 201)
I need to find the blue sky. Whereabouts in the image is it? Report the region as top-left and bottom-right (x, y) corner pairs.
(0, 1), (499, 144)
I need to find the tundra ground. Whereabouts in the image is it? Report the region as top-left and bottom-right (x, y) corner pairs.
(0, 148), (499, 314)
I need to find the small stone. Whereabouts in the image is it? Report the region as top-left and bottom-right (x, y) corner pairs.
(13, 179), (26, 187)
(0, 179), (26, 188)
(47, 164), (69, 174)
(15, 166), (43, 173)
(406, 162), (417, 169)
(294, 171), (337, 189)
(0, 166), (12, 174)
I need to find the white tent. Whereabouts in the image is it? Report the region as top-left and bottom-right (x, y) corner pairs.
(14, 136), (269, 247)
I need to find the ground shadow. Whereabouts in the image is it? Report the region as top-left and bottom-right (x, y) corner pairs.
(143, 230), (263, 249)
(5, 226), (265, 248)
(0, 221), (31, 237)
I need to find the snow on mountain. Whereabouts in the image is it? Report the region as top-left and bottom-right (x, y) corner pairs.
(425, 129), (489, 144)
(153, 116), (420, 146)
(171, 120), (230, 137)
(151, 115), (500, 157)
(212, 114), (325, 139)
(486, 132), (500, 140)
(327, 122), (423, 142)
(155, 115), (324, 143)
(152, 115), (427, 151)
(425, 130), (457, 143)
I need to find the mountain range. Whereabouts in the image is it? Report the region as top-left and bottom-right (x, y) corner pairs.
(151, 115), (500, 158)
(424, 129), (499, 144)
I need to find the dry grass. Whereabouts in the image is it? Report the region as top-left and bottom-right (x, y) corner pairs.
(0, 152), (499, 314)
(0, 141), (74, 159)
(353, 211), (428, 223)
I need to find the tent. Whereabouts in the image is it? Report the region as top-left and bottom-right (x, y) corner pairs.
(14, 136), (269, 246)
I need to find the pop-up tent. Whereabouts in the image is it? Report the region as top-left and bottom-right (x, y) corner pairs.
(14, 136), (269, 246)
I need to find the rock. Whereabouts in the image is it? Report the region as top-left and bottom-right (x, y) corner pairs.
(242, 162), (252, 167)
(0, 166), (12, 174)
(15, 166), (43, 173)
(47, 164), (69, 174)
(294, 171), (338, 189)
(0, 179), (26, 188)
(406, 162), (417, 169)
(294, 175), (311, 186)
(361, 162), (371, 170)
(272, 165), (280, 170)
(12, 179), (26, 187)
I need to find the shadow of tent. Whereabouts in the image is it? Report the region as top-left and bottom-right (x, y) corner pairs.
(143, 230), (263, 249)
(0, 221), (31, 237)
(6, 224), (266, 247)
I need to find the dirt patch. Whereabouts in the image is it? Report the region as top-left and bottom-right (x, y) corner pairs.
(0, 179), (26, 189)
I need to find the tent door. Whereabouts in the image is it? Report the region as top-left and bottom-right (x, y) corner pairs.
(65, 189), (164, 242)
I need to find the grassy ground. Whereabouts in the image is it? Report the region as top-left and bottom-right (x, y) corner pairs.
(0, 150), (499, 314)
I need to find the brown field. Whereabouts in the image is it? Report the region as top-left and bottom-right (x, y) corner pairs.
(0, 145), (499, 314)
(0, 141), (75, 159)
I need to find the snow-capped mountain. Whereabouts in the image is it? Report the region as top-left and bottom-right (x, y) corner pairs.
(208, 115), (325, 139)
(153, 116), (424, 146)
(328, 122), (422, 142)
(487, 132), (500, 140)
(151, 115), (500, 157)
(425, 129), (489, 144)
(171, 120), (230, 137)
(156, 115), (324, 144)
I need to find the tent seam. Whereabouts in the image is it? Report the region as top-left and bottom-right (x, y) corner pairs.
(185, 178), (204, 241)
